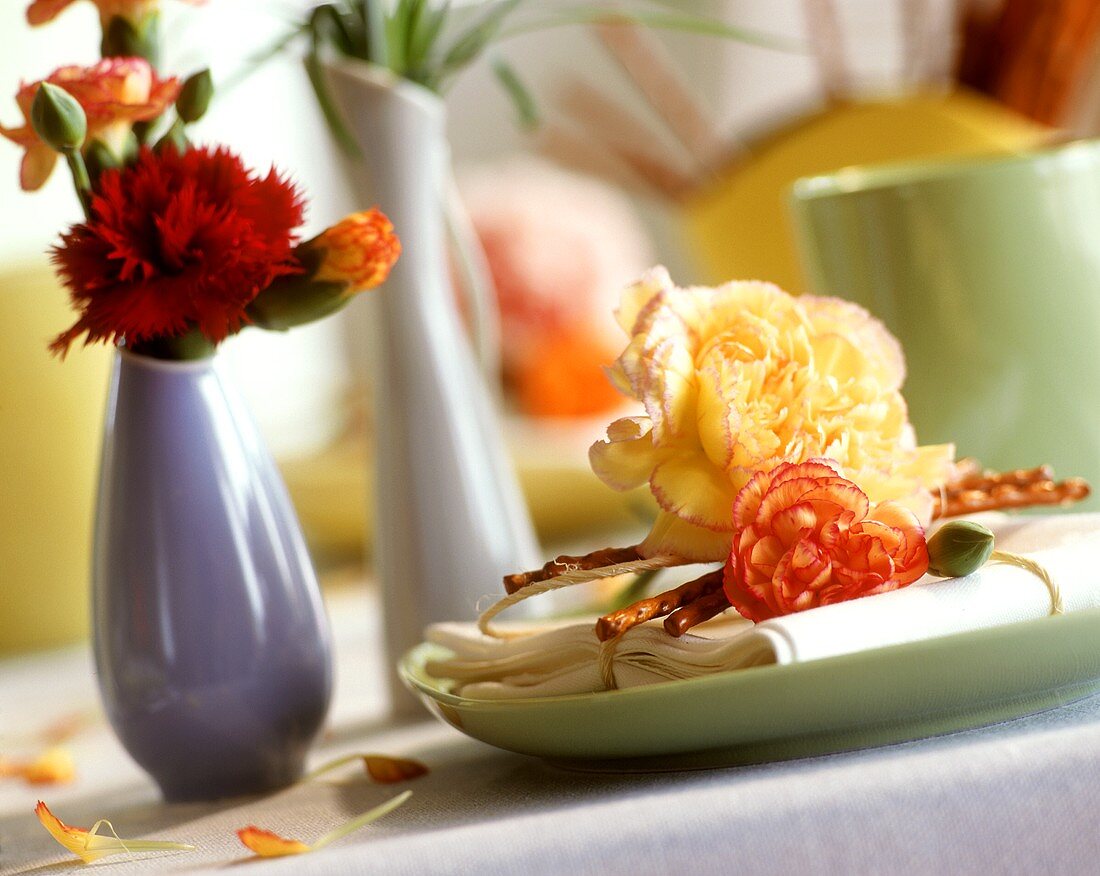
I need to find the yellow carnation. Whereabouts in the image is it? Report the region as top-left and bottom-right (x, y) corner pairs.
(590, 267), (954, 562)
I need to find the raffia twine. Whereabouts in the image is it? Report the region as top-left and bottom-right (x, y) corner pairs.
(477, 555), (690, 640)
(990, 550), (1064, 615)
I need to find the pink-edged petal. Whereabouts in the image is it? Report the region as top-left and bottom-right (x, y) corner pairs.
(614, 265), (672, 334)
(639, 511), (730, 562)
(649, 450), (737, 532)
(801, 295), (906, 390)
(589, 418), (660, 492)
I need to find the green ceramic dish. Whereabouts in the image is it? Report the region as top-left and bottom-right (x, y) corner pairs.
(789, 139), (1100, 511)
(401, 607), (1100, 770)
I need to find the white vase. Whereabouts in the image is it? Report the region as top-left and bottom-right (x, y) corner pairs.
(323, 59), (540, 711)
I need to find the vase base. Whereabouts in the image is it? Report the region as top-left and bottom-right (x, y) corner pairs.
(156, 758), (306, 803)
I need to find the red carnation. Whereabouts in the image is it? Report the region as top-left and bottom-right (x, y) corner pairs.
(51, 145), (304, 354)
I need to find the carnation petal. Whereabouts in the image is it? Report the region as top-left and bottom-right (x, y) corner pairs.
(589, 419), (660, 491)
(650, 450), (738, 532)
(19, 145), (57, 191)
(639, 511), (730, 562)
(615, 265), (671, 334)
(802, 295), (906, 390)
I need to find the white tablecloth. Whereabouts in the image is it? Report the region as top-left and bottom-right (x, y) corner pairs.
(3, 585), (1100, 876)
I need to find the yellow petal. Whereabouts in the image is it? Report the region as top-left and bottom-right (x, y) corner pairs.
(589, 418), (660, 492)
(21, 747), (75, 785)
(649, 450), (738, 532)
(639, 511), (732, 562)
(35, 801), (194, 865)
(614, 265), (671, 334)
(802, 295), (906, 390)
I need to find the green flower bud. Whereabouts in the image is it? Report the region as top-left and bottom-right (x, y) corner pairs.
(31, 83), (86, 152)
(926, 521), (995, 578)
(176, 69), (214, 124)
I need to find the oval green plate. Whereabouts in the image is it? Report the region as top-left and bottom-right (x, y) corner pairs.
(400, 608), (1100, 771)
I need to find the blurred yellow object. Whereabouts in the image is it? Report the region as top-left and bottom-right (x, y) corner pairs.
(280, 420), (653, 563)
(0, 263), (110, 653)
(681, 90), (1052, 293)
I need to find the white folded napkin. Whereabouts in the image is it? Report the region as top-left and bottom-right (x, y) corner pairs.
(425, 513), (1100, 699)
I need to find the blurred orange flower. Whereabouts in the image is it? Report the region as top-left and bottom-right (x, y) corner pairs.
(512, 327), (625, 418)
(0, 58), (179, 190)
(26, 0), (204, 27)
(724, 460), (929, 622)
(312, 208), (401, 296)
(8, 748), (76, 785)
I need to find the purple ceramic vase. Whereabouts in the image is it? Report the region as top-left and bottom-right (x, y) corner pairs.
(92, 350), (333, 802)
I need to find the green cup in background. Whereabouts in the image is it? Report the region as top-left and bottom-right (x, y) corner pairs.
(790, 140), (1100, 508)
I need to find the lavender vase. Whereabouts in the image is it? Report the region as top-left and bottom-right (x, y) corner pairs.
(92, 351), (333, 802)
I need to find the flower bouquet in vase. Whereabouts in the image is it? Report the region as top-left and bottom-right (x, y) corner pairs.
(4, 0), (400, 801)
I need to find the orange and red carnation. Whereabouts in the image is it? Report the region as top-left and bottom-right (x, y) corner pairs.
(0, 58), (179, 190)
(51, 145), (304, 354)
(26, 0), (204, 27)
(724, 460), (929, 622)
(312, 208), (401, 295)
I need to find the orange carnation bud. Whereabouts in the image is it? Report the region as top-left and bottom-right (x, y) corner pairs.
(26, 0), (204, 27)
(313, 208), (401, 296)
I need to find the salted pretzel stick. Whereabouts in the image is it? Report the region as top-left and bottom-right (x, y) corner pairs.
(664, 589), (733, 637)
(503, 545), (640, 594)
(595, 570), (723, 642)
(935, 477), (1091, 519)
(952, 464), (1054, 491)
(948, 457), (984, 485)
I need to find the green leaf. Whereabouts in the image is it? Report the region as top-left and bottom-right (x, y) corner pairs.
(304, 47), (361, 157)
(176, 68), (214, 124)
(501, 4), (799, 53)
(385, 7), (407, 75)
(364, 0), (389, 67)
(310, 3), (357, 56)
(439, 0), (523, 80)
(491, 54), (538, 129)
(407, 0), (449, 73)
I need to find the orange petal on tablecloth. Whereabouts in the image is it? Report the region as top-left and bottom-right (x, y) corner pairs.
(236, 791), (412, 859)
(35, 801), (194, 864)
(364, 755), (429, 784)
(236, 826), (312, 858)
(20, 747), (75, 784)
(306, 752), (429, 784)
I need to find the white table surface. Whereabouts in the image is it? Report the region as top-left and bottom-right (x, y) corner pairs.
(3, 584), (1100, 876)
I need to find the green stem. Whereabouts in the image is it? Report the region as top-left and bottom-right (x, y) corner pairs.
(128, 328), (215, 361)
(365, 0), (389, 67)
(311, 791), (411, 850)
(303, 752), (366, 781)
(63, 148), (93, 218)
